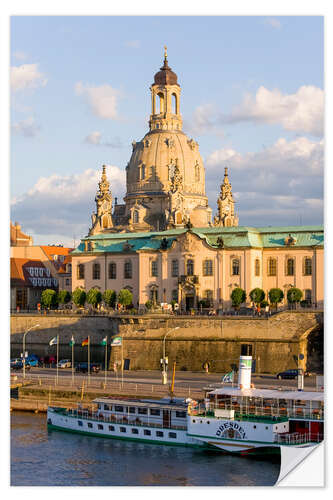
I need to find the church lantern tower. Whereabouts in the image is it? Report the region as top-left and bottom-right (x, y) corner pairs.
(214, 167), (239, 227)
(89, 165), (113, 235)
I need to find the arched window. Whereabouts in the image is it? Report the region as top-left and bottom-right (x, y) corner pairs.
(124, 260), (132, 279)
(255, 259), (260, 277)
(172, 93), (177, 114)
(157, 92), (164, 113)
(232, 258), (240, 276)
(92, 263), (101, 280)
(141, 164), (146, 180)
(67, 263), (72, 273)
(151, 260), (158, 277)
(171, 289), (178, 302)
(304, 289), (312, 304)
(186, 259), (194, 276)
(77, 264), (85, 280)
(133, 210), (139, 223)
(286, 258), (295, 276)
(108, 262), (116, 279)
(203, 259), (213, 276)
(267, 258), (277, 276)
(304, 257), (312, 276)
(171, 259), (179, 277)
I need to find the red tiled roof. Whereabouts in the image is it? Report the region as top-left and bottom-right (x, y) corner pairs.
(10, 258), (57, 288)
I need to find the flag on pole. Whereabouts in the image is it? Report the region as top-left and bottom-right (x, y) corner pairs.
(69, 336), (75, 346)
(222, 371), (234, 383)
(110, 336), (122, 346)
(49, 337), (58, 346)
(82, 338), (89, 346)
(100, 337), (107, 346)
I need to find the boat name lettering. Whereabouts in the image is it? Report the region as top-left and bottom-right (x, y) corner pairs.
(216, 421), (246, 439)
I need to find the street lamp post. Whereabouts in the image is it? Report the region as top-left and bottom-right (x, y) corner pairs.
(162, 327), (179, 385)
(22, 324), (40, 379)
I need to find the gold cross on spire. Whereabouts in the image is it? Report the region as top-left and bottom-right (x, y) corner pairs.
(164, 45), (168, 60)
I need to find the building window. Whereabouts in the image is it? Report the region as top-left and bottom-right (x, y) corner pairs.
(255, 259), (260, 277)
(144, 429), (151, 436)
(92, 263), (101, 280)
(186, 259), (194, 276)
(132, 428), (139, 434)
(124, 260), (132, 279)
(77, 264), (85, 280)
(305, 289), (312, 304)
(203, 290), (213, 306)
(241, 344), (253, 356)
(141, 165), (146, 180)
(65, 278), (70, 286)
(232, 258), (240, 276)
(171, 259), (179, 277)
(109, 262), (116, 279)
(150, 287), (158, 303)
(286, 258), (295, 276)
(67, 264), (72, 273)
(172, 289), (178, 302)
(151, 260), (158, 277)
(203, 259), (213, 276)
(267, 258), (277, 276)
(150, 409), (160, 416)
(304, 257), (312, 276)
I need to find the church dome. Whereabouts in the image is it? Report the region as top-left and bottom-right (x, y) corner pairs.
(153, 60), (179, 86)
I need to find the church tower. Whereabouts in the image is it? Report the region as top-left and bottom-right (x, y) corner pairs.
(89, 165), (113, 235)
(214, 167), (239, 227)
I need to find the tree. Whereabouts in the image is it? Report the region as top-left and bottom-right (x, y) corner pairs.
(268, 288), (284, 309)
(41, 289), (58, 309)
(86, 288), (102, 308)
(58, 290), (71, 305)
(249, 288), (265, 305)
(118, 289), (133, 308)
(103, 289), (116, 308)
(230, 287), (246, 309)
(145, 300), (153, 310)
(72, 288), (86, 308)
(287, 287), (303, 307)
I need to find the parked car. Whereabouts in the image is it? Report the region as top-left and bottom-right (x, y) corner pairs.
(10, 359), (30, 371)
(25, 355), (40, 367)
(276, 369), (299, 380)
(57, 359), (71, 368)
(75, 362), (100, 373)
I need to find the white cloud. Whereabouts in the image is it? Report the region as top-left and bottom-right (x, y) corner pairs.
(84, 131), (122, 148)
(188, 85), (324, 137)
(264, 17), (281, 29)
(12, 117), (40, 137)
(13, 51), (28, 61)
(124, 40), (141, 49)
(11, 166), (126, 243)
(75, 82), (122, 120)
(11, 63), (48, 92)
(205, 136), (323, 226)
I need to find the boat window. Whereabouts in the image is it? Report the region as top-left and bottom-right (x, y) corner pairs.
(98, 404), (101, 409)
(144, 429), (151, 436)
(156, 431), (164, 437)
(129, 407), (136, 414)
(104, 404), (111, 411)
(98, 424), (103, 430)
(169, 432), (177, 438)
(253, 425), (256, 429)
(120, 427), (126, 433)
(88, 422), (93, 428)
(138, 408), (148, 415)
(192, 419), (196, 423)
(265, 427), (268, 430)
(207, 421), (210, 424)
(132, 428), (139, 434)
(175, 411), (186, 418)
(150, 409), (160, 416)
(115, 405), (124, 412)
(78, 421), (83, 426)
(109, 425), (115, 431)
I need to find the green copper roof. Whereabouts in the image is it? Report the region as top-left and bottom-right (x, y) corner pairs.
(71, 225), (323, 254)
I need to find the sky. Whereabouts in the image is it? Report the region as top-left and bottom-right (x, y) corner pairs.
(10, 15), (324, 246)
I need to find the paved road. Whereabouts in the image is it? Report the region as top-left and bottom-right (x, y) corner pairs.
(13, 367), (318, 391)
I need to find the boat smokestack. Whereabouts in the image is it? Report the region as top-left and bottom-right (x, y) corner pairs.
(238, 356), (252, 390)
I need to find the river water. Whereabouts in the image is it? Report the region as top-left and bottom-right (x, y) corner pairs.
(11, 411), (280, 486)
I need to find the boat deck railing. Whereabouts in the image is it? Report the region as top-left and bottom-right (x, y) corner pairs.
(190, 404), (323, 422)
(274, 432), (323, 445)
(59, 408), (187, 431)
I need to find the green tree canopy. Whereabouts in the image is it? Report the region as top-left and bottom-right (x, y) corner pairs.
(103, 289), (117, 308)
(231, 287), (246, 308)
(41, 289), (58, 309)
(86, 288), (102, 308)
(118, 289), (133, 307)
(58, 290), (71, 305)
(72, 288), (86, 307)
(249, 288), (265, 305)
(287, 287), (303, 303)
(268, 288), (284, 306)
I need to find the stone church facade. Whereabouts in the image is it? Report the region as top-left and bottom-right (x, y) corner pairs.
(72, 50), (324, 311)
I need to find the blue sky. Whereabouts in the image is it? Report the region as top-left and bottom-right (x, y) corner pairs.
(10, 16), (324, 246)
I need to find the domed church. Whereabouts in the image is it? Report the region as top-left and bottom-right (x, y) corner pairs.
(89, 48), (236, 235)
